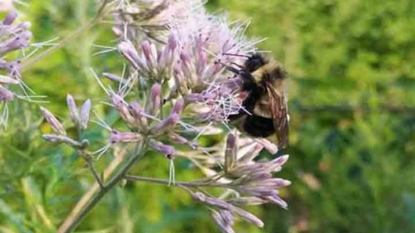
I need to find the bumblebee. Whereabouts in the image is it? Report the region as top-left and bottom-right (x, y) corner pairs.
(223, 53), (289, 148)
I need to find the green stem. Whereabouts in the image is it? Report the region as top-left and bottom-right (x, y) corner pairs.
(77, 131), (104, 189)
(85, 157), (104, 189)
(21, 0), (110, 72)
(57, 141), (147, 233)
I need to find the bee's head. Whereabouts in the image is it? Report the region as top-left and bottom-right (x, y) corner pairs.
(245, 53), (268, 72)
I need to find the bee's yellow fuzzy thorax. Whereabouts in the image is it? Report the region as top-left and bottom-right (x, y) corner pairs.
(251, 60), (279, 83)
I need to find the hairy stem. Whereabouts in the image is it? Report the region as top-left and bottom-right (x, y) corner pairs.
(57, 142), (147, 233)
(21, 0), (110, 72)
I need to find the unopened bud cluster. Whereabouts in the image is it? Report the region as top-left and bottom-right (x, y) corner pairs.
(92, 80), (187, 160)
(41, 94), (91, 149)
(112, 0), (205, 43)
(179, 132), (290, 232)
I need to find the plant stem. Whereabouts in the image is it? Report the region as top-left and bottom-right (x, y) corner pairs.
(124, 174), (228, 188)
(21, 0), (110, 72)
(85, 157), (104, 189)
(57, 151), (125, 233)
(57, 142), (147, 233)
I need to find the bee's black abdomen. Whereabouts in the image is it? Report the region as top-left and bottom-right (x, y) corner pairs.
(243, 114), (275, 137)
(245, 54), (267, 72)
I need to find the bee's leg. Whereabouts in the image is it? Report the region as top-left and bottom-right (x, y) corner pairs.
(230, 62), (244, 69)
(229, 89), (258, 120)
(215, 60), (240, 74)
(228, 112), (244, 121)
(240, 72), (257, 91)
(222, 52), (250, 58)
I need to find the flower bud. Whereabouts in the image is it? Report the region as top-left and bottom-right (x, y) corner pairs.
(171, 98), (184, 114)
(237, 143), (263, 164)
(237, 186), (279, 197)
(219, 210), (234, 227)
(159, 34), (177, 68)
(224, 132), (237, 173)
(228, 197), (266, 206)
(146, 83), (162, 115)
(169, 133), (198, 148)
(0, 60), (20, 73)
(3, 11), (17, 25)
(141, 40), (158, 70)
(42, 134), (86, 148)
(102, 72), (123, 83)
(17, 22), (31, 30)
(150, 113), (180, 135)
(80, 99), (91, 130)
(180, 51), (197, 87)
(256, 138), (278, 154)
(261, 178), (292, 187)
(265, 195), (288, 209)
(0, 75), (19, 84)
(236, 172), (273, 185)
(200, 62), (221, 82)
(183, 93), (204, 103)
(168, 133), (188, 144)
(196, 51), (207, 76)
(40, 107), (66, 135)
(118, 41), (146, 69)
(173, 67), (190, 95)
(128, 102), (148, 128)
(148, 139), (175, 158)
(191, 191), (231, 209)
(226, 163), (263, 178)
(211, 210), (235, 233)
(66, 94), (79, 126)
(109, 131), (142, 144)
(110, 93), (136, 127)
(267, 155), (289, 172)
(167, 33), (177, 51)
(0, 85), (14, 102)
(232, 206), (264, 228)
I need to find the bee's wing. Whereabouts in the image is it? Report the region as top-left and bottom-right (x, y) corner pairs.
(266, 84), (289, 148)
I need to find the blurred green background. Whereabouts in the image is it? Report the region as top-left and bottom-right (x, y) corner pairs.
(1, 0), (415, 232)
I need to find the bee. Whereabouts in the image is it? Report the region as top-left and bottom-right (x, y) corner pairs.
(221, 53), (289, 148)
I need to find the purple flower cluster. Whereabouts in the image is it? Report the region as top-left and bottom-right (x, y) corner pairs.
(182, 132), (290, 232)
(91, 77), (188, 161)
(111, 0), (261, 124)
(112, 0), (205, 43)
(0, 10), (32, 127)
(40, 1), (291, 232)
(89, 0), (292, 231)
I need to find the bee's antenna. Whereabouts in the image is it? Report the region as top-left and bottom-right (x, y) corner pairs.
(215, 60), (240, 75)
(230, 62), (244, 69)
(222, 53), (250, 58)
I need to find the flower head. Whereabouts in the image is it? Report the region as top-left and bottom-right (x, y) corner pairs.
(90, 1), (291, 232)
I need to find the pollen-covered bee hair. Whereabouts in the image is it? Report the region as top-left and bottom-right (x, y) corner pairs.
(220, 53), (289, 148)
